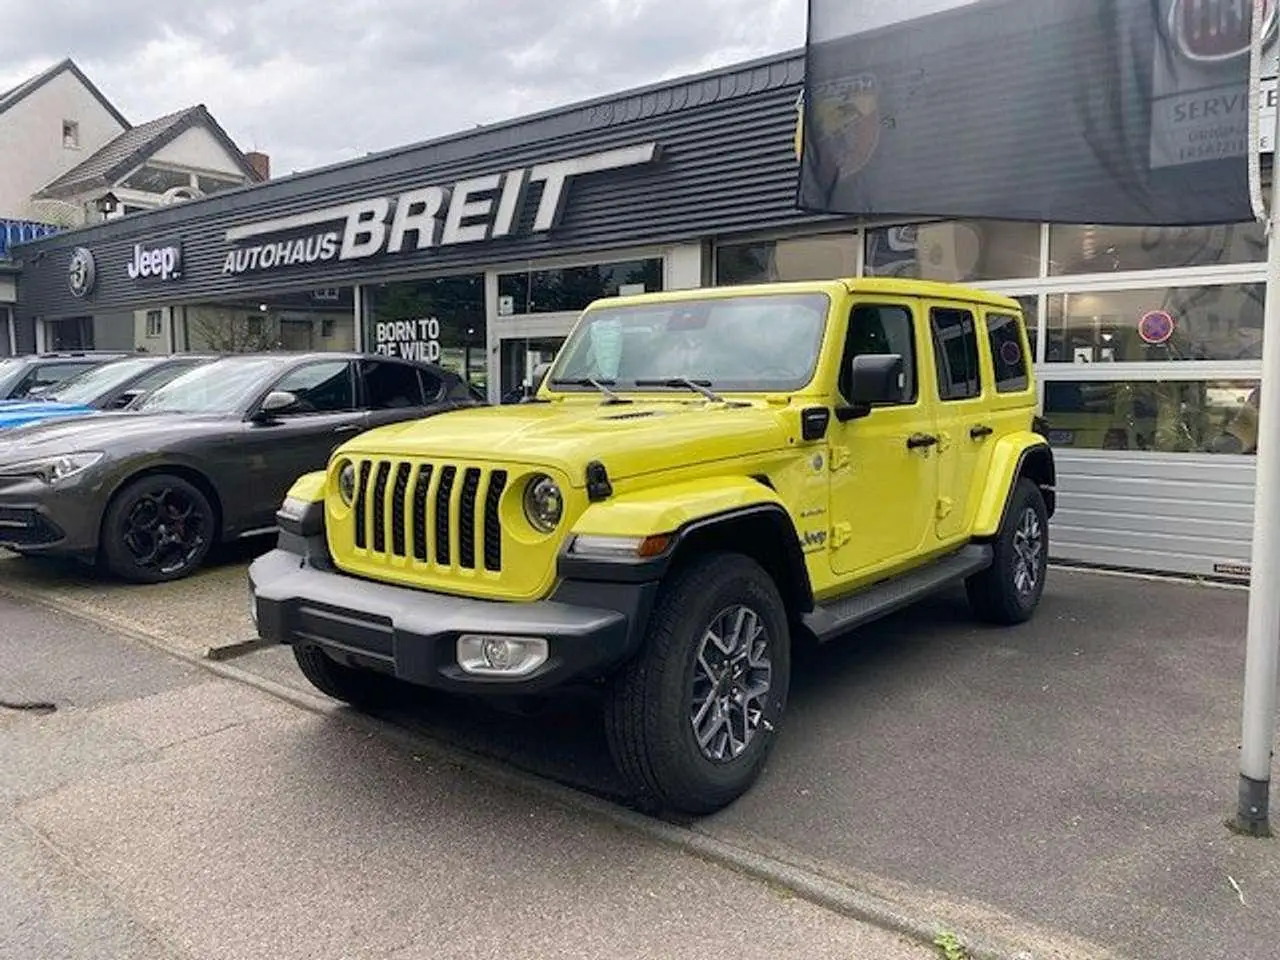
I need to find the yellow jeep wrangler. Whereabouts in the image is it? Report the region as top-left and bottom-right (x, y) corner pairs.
(249, 278), (1055, 814)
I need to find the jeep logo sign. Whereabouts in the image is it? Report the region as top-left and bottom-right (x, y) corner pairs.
(220, 142), (661, 276)
(127, 242), (183, 282)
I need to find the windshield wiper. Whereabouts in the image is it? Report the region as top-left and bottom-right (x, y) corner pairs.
(550, 377), (631, 404)
(635, 377), (725, 403)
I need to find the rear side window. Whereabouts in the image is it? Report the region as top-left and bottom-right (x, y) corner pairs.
(986, 312), (1029, 393)
(930, 307), (981, 401)
(359, 359), (427, 409)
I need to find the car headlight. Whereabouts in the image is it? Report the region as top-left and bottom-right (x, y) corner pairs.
(0, 452), (104, 483)
(337, 460), (356, 506)
(522, 473), (563, 533)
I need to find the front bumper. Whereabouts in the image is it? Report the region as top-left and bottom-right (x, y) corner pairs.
(249, 546), (655, 694)
(0, 476), (101, 556)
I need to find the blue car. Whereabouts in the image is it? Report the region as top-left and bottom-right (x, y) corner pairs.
(0, 354), (217, 431)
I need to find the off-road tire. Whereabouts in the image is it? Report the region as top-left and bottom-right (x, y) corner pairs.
(292, 643), (390, 709)
(101, 474), (214, 584)
(604, 552), (791, 815)
(966, 478), (1049, 625)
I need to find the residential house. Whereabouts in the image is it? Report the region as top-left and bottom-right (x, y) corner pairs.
(0, 58), (267, 354)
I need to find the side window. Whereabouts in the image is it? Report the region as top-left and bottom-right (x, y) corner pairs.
(930, 307), (982, 401)
(985, 311), (1029, 393)
(359, 360), (427, 409)
(839, 303), (917, 405)
(271, 361), (354, 414)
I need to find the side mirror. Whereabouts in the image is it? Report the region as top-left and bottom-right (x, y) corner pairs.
(252, 390), (298, 422)
(838, 354), (904, 421)
(528, 362), (552, 397)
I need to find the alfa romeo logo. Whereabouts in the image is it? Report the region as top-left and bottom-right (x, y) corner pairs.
(1170, 0), (1277, 63)
(68, 246), (96, 298)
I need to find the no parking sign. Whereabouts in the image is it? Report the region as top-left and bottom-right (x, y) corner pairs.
(1138, 310), (1175, 345)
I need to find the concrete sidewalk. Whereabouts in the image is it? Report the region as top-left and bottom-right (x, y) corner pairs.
(1, 590), (933, 960)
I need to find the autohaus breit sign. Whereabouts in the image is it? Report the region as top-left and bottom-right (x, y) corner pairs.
(221, 143), (660, 276)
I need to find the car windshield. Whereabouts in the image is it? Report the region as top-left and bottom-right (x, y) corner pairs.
(44, 357), (160, 404)
(550, 292), (832, 393)
(132, 357), (286, 414)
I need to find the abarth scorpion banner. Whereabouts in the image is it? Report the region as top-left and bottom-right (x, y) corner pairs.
(798, 0), (1273, 225)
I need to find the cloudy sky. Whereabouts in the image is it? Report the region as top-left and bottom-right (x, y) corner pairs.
(1, 0), (805, 176)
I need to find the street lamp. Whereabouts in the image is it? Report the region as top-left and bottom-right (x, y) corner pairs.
(93, 192), (119, 217)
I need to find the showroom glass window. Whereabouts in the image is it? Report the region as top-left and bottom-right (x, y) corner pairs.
(1041, 380), (1260, 455)
(1043, 284), (1263, 364)
(716, 233), (859, 285)
(1048, 223), (1265, 275)
(863, 220), (1040, 282)
(497, 258), (663, 315)
(364, 275), (486, 391)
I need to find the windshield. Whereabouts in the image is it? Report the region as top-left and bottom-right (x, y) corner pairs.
(133, 357), (285, 414)
(45, 357), (160, 404)
(550, 292), (831, 393)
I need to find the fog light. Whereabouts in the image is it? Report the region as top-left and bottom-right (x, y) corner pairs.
(456, 634), (549, 677)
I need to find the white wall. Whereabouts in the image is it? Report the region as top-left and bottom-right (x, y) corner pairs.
(151, 126), (246, 177)
(0, 276), (15, 304)
(0, 69), (126, 221)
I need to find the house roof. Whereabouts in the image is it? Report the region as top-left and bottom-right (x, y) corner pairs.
(36, 103), (265, 199)
(0, 58), (130, 129)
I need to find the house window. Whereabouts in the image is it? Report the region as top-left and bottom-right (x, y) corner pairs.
(246, 316), (264, 338)
(321, 319), (336, 338)
(62, 120), (79, 149)
(145, 310), (164, 339)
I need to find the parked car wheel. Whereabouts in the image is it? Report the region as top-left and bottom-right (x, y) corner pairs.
(100, 474), (215, 583)
(604, 552), (791, 815)
(966, 478), (1049, 625)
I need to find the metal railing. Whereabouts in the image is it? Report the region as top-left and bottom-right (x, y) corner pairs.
(0, 219), (61, 259)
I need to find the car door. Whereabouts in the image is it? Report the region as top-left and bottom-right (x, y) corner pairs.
(928, 302), (988, 543)
(827, 299), (940, 580)
(239, 359), (366, 530)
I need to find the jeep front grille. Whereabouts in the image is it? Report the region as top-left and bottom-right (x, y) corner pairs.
(349, 458), (508, 572)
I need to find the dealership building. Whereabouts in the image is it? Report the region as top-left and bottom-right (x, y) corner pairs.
(7, 49), (1268, 581)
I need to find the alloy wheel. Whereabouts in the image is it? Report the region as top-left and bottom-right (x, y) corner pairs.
(689, 604), (773, 763)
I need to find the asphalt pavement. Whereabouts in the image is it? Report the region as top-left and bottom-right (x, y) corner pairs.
(3, 551), (1278, 960)
(0, 590), (933, 960)
(232, 568), (1280, 960)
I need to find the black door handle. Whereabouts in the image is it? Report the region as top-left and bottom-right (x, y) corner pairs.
(906, 433), (939, 450)
(970, 424), (994, 439)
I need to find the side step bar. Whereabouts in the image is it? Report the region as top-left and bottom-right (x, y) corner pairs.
(802, 544), (993, 642)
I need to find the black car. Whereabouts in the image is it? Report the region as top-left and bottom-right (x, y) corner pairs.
(0, 351), (131, 400)
(0, 351), (481, 582)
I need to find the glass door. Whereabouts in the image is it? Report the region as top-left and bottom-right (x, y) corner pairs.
(498, 336), (566, 403)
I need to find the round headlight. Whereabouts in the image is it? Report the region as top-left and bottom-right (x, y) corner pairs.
(337, 461), (356, 506)
(523, 474), (563, 533)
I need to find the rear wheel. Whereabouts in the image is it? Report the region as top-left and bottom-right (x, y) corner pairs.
(604, 552), (791, 815)
(101, 474), (214, 583)
(966, 478), (1049, 625)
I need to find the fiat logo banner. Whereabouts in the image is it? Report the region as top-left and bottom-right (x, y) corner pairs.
(1170, 0), (1277, 63)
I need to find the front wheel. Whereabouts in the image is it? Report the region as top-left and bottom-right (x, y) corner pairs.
(100, 474), (214, 583)
(604, 552), (791, 815)
(292, 644), (394, 709)
(966, 478), (1049, 625)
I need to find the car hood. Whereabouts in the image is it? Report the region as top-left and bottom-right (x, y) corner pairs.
(0, 410), (231, 460)
(0, 401), (99, 431)
(340, 398), (793, 486)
